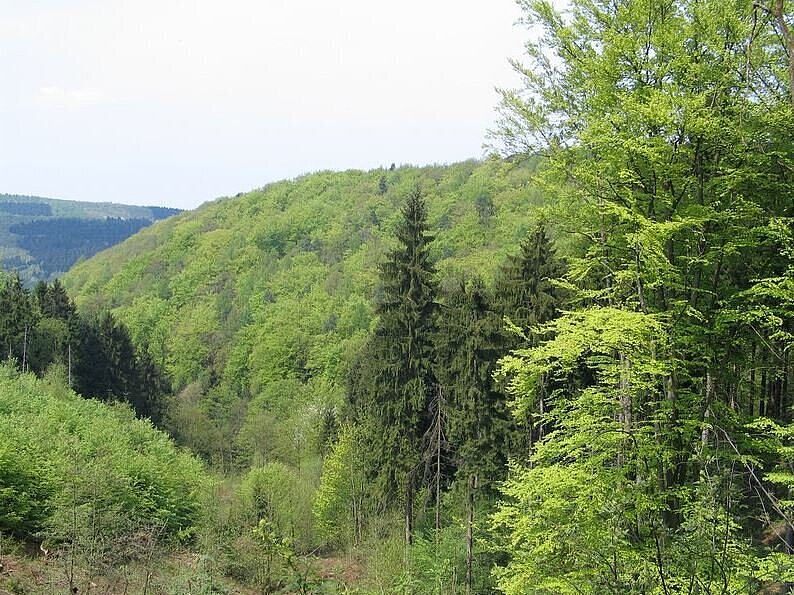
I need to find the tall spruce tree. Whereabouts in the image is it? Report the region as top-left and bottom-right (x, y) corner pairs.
(349, 187), (438, 543)
(494, 223), (566, 453)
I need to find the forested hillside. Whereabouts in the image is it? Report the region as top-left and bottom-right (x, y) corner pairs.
(2, 0), (793, 592)
(63, 159), (546, 463)
(0, 194), (180, 283)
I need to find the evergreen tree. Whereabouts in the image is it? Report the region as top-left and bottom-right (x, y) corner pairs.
(494, 222), (566, 346)
(37, 279), (77, 321)
(73, 312), (132, 400)
(133, 343), (168, 424)
(100, 311), (138, 402)
(348, 187), (438, 543)
(0, 273), (37, 368)
(435, 276), (514, 492)
(494, 223), (567, 453)
(72, 314), (111, 399)
(27, 279), (78, 375)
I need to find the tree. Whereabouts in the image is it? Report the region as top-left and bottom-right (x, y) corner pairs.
(71, 311), (167, 421)
(0, 273), (37, 368)
(36, 279), (77, 321)
(494, 223), (567, 454)
(435, 276), (514, 492)
(490, 0), (794, 590)
(28, 279), (78, 376)
(132, 344), (168, 424)
(494, 222), (565, 346)
(347, 187), (438, 544)
(312, 424), (366, 547)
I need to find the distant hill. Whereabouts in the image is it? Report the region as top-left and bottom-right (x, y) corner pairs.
(0, 194), (181, 283)
(63, 159), (549, 389)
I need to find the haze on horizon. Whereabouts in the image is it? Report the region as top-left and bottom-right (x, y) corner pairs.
(1, 1), (526, 210)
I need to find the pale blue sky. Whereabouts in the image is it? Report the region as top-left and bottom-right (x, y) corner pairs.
(1, 1), (526, 209)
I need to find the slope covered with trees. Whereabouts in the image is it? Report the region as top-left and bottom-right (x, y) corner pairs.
(56, 160), (556, 590)
(0, 193), (180, 283)
(63, 160), (547, 466)
(0, 364), (208, 593)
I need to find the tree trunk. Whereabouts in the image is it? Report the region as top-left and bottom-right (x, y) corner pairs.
(405, 475), (413, 546)
(22, 325), (28, 372)
(466, 474), (477, 595)
(771, 0), (794, 106)
(435, 391), (442, 535)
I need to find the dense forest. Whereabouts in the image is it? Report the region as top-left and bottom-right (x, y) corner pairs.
(0, 202), (53, 217)
(9, 218), (160, 279)
(0, 194), (180, 284)
(2, 0), (794, 592)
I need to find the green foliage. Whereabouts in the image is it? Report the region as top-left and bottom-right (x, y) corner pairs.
(237, 462), (316, 552)
(0, 272), (36, 365)
(0, 363), (208, 543)
(360, 188), (438, 505)
(57, 164), (555, 593)
(435, 276), (515, 489)
(0, 277), (168, 423)
(48, 30), (792, 590)
(58, 162), (560, 587)
(251, 518), (325, 594)
(313, 424), (366, 547)
(493, 222), (566, 344)
(488, 0), (794, 592)
(0, 442), (53, 536)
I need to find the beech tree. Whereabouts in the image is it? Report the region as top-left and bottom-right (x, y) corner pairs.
(491, 0), (794, 591)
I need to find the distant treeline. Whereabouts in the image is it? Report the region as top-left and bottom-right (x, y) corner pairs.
(148, 205), (181, 220)
(0, 201), (53, 216)
(7, 217), (155, 276)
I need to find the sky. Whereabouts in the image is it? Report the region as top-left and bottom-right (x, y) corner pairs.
(0, 1), (527, 209)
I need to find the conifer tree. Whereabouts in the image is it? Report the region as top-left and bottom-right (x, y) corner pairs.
(494, 222), (565, 346)
(349, 187), (438, 543)
(133, 343), (168, 423)
(36, 279), (77, 321)
(0, 273), (37, 367)
(28, 279), (78, 375)
(435, 276), (514, 491)
(493, 223), (566, 452)
(73, 312), (137, 405)
(72, 314), (112, 399)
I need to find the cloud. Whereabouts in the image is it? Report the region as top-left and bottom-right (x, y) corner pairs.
(34, 86), (109, 108)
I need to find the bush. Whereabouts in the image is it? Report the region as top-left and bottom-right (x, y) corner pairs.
(0, 443), (52, 536)
(236, 462), (315, 552)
